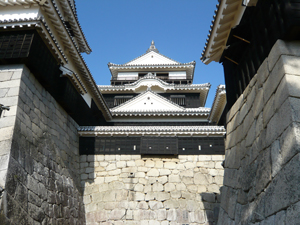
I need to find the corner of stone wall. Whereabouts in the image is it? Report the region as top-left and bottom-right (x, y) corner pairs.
(0, 64), (85, 224)
(219, 39), (300, 224)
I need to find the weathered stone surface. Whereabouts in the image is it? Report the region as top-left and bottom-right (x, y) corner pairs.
(279, 122), (300, 167)
(167, 209), (177, 221)
(109, 209), (126, 220)
(164, 162), (177, 169)
(255, 148), (271, 194)
(156, 192), (170, 201)
(194, 173), (209, 185)
(268, 40), (300, 71)
(81, 154), (224, 224)
(286, 202), (300, 224)
(164, 183), (175, 192)
(264, 153), (300, 217)
(274, 210), (286, 225)
(159, 169), (171, 176)
(220, 186), (237, 220)
(134, 183), (144, 192)
(147, 168), (159, 177)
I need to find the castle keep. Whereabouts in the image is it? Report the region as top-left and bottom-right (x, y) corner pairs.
(0, 1), (226, 224)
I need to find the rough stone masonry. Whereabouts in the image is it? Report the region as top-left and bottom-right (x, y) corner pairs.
(0, 65), (85, 224)
(80, 154), (224, 225)
(218, 40), (300, 224)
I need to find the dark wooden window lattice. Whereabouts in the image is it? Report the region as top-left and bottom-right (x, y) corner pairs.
(79, 136), (225, 155)
(170, 95), (186, 106)
(114, 95), (133, 106)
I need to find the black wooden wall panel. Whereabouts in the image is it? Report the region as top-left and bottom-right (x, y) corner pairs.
(0, 30), (110, 126)
(221, 0), (300, 110)
(79, 136), (225, 155)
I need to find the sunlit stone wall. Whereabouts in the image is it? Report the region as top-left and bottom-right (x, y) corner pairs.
(218, 40), (300, 224)
(0, 65), (85, 224)
(80, 154), (224, 225)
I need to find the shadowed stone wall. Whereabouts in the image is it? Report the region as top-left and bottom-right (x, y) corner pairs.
(0, 65), (85, 224)
(218, 40), (300, 224)
(80, 154), (224, 225)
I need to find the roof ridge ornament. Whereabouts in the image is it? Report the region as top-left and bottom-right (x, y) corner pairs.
(146, 40), (159, 53)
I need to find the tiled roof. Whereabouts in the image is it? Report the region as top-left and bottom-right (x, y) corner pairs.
(78, 125), (226, 136)
(201, 2), (220, 61)
(108, 61), (195, 68)
(208, 85), (226, 123)
(201, 0), (246, 64)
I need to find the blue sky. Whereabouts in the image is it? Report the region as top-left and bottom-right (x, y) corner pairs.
(76, 0), (223, 107)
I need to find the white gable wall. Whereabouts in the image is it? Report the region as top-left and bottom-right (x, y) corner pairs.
(112, 92), (183, 112)
(117, 72), (138, 80)
(126, 51), (178, 65)
(0, 5), (40, 21)
(169, 71), (186, 80)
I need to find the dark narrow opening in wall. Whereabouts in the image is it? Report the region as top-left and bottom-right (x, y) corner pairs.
(141, 154), (178, 159)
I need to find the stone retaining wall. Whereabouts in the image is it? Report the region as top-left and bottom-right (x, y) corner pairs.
(0, 65), (85, 224)
(80, 154), (224, 225)
(218, 40), (300, 224)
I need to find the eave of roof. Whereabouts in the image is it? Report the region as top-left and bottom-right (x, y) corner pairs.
(98, 80), (210, 91)
(111, 110), (210, 117)
(0, 0), (91, 53)
(0, 11), (112, 120)
(0, 17), (68, 64)
(208, 85), (226, 123)
(78, 125), (226, 136)
(201, 0), (246, 64)
(58, 0), (92, 53)
(108, 61), (195, 68)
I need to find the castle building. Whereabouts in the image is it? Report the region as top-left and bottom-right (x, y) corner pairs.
(79, 41), (226, 156)
(0, 1), (227, 224)
(78, 42), (227, 224)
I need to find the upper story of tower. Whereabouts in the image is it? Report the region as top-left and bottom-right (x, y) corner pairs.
(108, 41), (196, 86)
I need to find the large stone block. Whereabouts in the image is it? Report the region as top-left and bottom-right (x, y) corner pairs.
(224, 146), (240, 169)
(147, 169), (159, 177)
(268, 40), (300, 72)
(169, 175), (180, 183)
(149, 201), (163, 210)
(274, 210), (286, 225)
(164, 162), (177, 169)
(194, 173), (209, 185)
(109, 209), (126, 220)
(271, 140), (282, 178)
(279, 122), (300, 167)
(220, 186), (237, 220)
(257, 58), (270, 88)
(264, 153), (300, 217)
(164, 183), (175, 192)
(156, 192), (170, 201)
(255, 148), (271, 195)
(159, 169), (171, 176)
(226, 93), (244, 124)
(276, 74), (300, 111)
